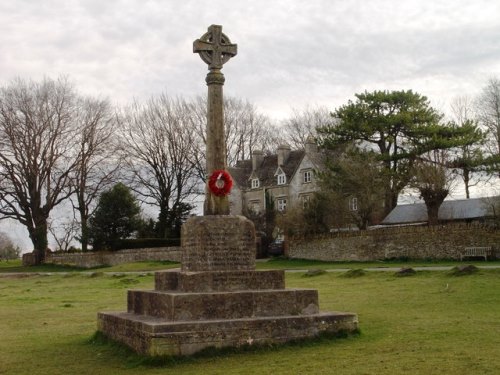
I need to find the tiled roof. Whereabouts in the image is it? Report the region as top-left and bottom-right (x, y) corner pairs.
(381, 197), (495, 224)
(228, 150), (305, 189)
(230, 159), (252, 187)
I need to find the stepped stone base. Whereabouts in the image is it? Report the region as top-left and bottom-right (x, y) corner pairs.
(97, 216), (358, 356)
(98, 311), (358, 356)
(127, 287), (320, 320)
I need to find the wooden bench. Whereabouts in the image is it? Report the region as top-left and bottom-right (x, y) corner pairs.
(460, 246), (492, 261)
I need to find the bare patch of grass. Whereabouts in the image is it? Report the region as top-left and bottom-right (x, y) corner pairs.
(342, 269), (366, 278)
(302, 269), (327, 277)
(394, 267), (417, 277)
(448, 265), (479, 276)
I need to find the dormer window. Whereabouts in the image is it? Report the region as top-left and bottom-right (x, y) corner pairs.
(277, 173), (286, 185)
(303, 170), (312, 183)
(251, 178), (260, 189)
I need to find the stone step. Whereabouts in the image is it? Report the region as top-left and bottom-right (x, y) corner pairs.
(127, 288), (319, 321)
(155, 270), (285, 292)
(97, 310), (359, 356)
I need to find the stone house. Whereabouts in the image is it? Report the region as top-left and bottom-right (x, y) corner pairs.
(228, 137), (323, 217)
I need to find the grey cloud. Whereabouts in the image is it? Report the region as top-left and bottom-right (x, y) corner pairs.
(0, 0), (499, 118)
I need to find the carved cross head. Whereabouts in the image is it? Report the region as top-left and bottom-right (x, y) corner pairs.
(193, 25), (237, 70)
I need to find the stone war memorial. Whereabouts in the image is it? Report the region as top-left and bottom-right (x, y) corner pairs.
(97, 25), (358, 356)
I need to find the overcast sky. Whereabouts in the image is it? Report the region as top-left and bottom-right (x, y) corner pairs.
(1, 0), (499, 120)
(1, 0), (499, 250)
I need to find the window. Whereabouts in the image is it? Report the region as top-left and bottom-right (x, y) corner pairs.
(349, 197), (358, 211)
(303, 170), (312, 183)
(251, 178), (260, 189)
(277, 173), (286, 185)
(302, 195), (311, 209)
(277, 198), (287, 212)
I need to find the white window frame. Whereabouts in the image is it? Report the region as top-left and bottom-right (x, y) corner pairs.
(303, 170), (312, 183)
(349, 197), (358, 211)
(277, 198), (287, 212)
(251, 178), (260, 189)
(277, 173), (286, 185)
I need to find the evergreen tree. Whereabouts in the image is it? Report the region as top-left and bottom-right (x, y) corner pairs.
(318, 90), (482, 215)
(87, 183), (142, 250)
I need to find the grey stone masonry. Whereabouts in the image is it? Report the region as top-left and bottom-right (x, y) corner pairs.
(155, 269), (285, 292)
(97, 216), (358, 356)
(181, 216), (255, 271)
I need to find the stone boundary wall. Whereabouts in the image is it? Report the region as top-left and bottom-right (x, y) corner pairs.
(23, 247), (182, 268)
(288, 224), (500, 261)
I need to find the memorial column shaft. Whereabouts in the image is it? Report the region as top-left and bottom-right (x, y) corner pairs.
(204, 70), (230, 215)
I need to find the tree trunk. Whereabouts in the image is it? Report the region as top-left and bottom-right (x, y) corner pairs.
(157, 201), (169, 239)
(383, 190), (399, 217)
(426, 204), (440, 226)
(463, 168), (471, 199)
(80, 214), (89, 252)
(420, 188), (448, 226)
(29, 218), (49, 265)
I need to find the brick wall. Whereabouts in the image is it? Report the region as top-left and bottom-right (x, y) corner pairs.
(288, 224), (500, 261)
(23, 247), (181, 268)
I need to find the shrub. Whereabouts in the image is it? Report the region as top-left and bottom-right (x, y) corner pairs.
(342, 269), (366, 278)
(449, 265), (479, 276)
(88, 183), (142, 250)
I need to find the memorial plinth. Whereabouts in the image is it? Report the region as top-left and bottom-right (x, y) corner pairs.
(97, 216), (358, 356)
(97, 24), (357, 357)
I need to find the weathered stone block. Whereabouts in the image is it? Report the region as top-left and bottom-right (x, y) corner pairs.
(97, 311), (359, 356)
(181, 215), (256, 271)
(126, 288), (319, 321)
(155, 270), (285, 292)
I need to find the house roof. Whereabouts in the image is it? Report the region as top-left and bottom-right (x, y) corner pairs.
(230, 159), (252, 187)
(381, 197), (495, 225)
(229, 150), (305, 189)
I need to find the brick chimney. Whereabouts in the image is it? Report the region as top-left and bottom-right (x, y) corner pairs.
(251, 150), (264, 171)
(277, 144), (291, 166)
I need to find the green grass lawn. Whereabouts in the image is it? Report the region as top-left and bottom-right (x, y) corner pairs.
(2, 257), (499, 274)
(1, 268), (499, 374)
(258, 257), (500, 270)
(0, 259), (181, 273)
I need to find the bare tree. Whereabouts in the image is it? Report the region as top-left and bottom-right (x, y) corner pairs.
(48, 218), (79, 252)
(72, 97), (121, 251)
(119, 95), (199, 239)
(411, 151), (455, 226)
(476, 77), (500, 158)
(281, 105), (332, 149)
(224, 97), (277, 164)
(449, 96), (486, 198)
(190, 95), (278, 179)
(0, 78), (82, 264)
(482, 195), (500, 226)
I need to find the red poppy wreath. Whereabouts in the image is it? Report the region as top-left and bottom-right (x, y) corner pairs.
(208, 169), (233, 197)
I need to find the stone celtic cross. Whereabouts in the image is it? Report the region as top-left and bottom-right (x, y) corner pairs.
(193, 24), (237, 70)
(194, 25), (237, 215)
